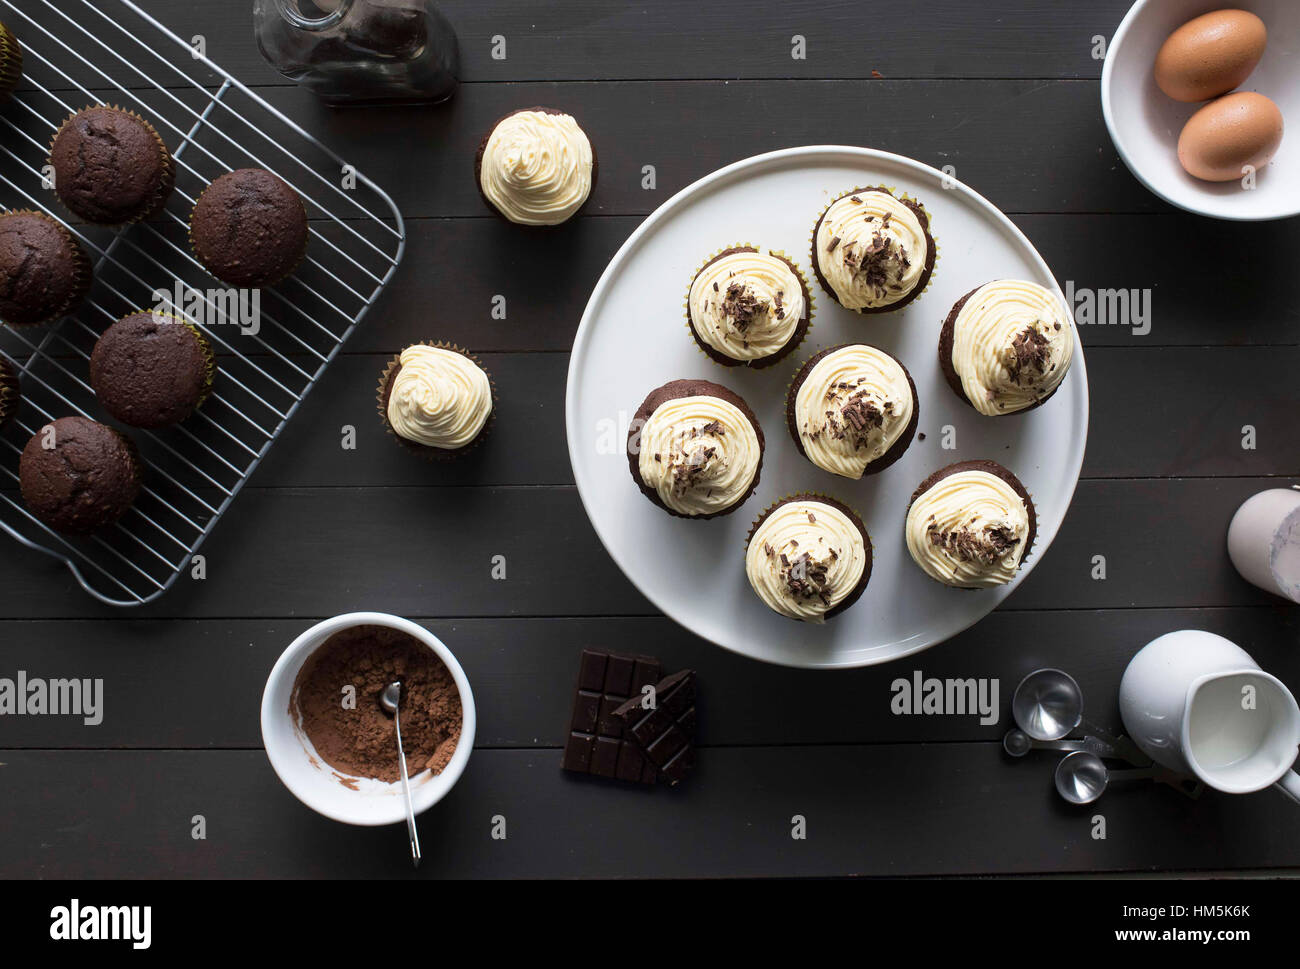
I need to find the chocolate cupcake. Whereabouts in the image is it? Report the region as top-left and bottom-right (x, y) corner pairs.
(628, 378), (763, 519)
(905, 459), (1037, 589)
(475, 107), (596, 226)
(939, 279), (1075, 416)
(19, 416), (142, 534)
(686, 246), (811, 369)
(49, 106), (174, 225)
(786, 343), (918, 479)
(0, 211), (91, 328)
(0, 354), (19, 429)
(90, 312), (216, 429)
(0, 20), (24, 100)
(810, 187), (935, 314)
(378, 342), (494, 457)
(744, 493), (872, 623)
(190, 169), (309, 287)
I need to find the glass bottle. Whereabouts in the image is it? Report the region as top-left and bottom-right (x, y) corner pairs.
(254, 0), (459, 106)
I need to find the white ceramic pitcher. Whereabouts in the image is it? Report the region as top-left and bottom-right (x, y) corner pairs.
(1119, 630), (1300, 803)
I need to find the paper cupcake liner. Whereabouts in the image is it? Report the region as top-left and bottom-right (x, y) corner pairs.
(376, 341), (496, 462)
(0, 209), (92, 327)
(808, 185), (939, 315)
(49, 105), (175, 226)
(188, 173), (309, 288)
(0, 21), (24, 100)
(0, 353), (20, 429)
(683, 243), (814, 370)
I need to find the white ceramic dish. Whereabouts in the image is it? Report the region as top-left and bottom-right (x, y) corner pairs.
(1103, 0), (1300, 220)
(565, 146), (1089, 669)
(261, 612), (476, 826)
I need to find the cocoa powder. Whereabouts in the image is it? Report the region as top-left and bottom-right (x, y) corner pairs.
(290, 625), (462, 784)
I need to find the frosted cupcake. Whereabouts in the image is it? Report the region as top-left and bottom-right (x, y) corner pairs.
(627, 378), (763, 519)
(905, 460), (1037, 589)
(378, 343), (494, 457)
(786, 343), (918, 479)
(811, 187), (935, 314)
(686, 247), (811, 368)
(474, 107), (596, 226)
(939, 279), (1075, 416)
(745, 494), (872, 623)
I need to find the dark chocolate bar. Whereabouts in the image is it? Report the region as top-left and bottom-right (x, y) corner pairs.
(561, 649), (661, 784)
(613, 669), (697, 786)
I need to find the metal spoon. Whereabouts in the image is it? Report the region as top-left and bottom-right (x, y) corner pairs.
(380, 681), (421, 868)
(1011, 668), (1151, 767)
(1054, 751), (1159, 804)
(1002, 728), (1119, 759)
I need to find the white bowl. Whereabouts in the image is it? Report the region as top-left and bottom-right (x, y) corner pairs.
(260, 612), (476, 826)
(1102, 0), (1300, 220)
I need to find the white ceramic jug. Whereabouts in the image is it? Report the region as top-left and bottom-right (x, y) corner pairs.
(1119, 630), (1300, 803)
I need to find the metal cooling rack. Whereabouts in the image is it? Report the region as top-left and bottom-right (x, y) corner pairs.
(0, 0), (405, 606)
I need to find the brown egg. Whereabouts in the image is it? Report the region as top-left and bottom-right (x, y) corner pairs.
(1155, 9), (1267, 102)
(1177, 91), (1283, 182)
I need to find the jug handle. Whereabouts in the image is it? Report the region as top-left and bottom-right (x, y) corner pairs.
(1278, 770), (1300, 805)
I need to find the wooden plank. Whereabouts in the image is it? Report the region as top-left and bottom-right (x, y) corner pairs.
(309, 215), (1300, 355)
(14, 0), (1132, 90)
(245, 347), (1300, 488)
(1, 608), (1295, 749)
(0, 478), (1286, 619)
(264, 79), (1157, 217)
(2, 745), (1297, 878)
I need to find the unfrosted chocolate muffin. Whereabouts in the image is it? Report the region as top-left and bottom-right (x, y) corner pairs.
(49, 106), (174, 225)
(0, 20), (24, 101)
(0, 211), (91, 327)
(0, 354), (19, 429)
(90, 312), (216, 429)
(189, 169), (308, 287)
(627, 378), (764, 520)
(19, 416), (142, 534)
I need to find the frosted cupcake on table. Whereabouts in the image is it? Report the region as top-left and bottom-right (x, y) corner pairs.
(686, 246), (811, 369)
(627, 378), (764, 519)
(786, 343), (919, 479)
(474, 107), (596, 226)
(378, 343), (494, 457)
(744, 494), (872, 623)
(939, 279), (1075, 416)
(810, 187), (936, 314)
(905, 460), (1037, 589)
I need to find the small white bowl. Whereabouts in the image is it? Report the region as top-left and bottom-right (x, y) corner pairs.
(1103, 0), (1300, 220)
(260, 612), (476, 826)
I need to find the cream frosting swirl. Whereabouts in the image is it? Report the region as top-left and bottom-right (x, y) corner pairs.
(814, 191), (929, 310)
(479, 110), (593, 225)
(387, 345), (492, 449)
(745, 499), (868, 623)
(905, 469), (1030, 588)
(688, 250), (805, 362)
(950, 279), (1075, 416)
(794, 345), (914, 479)
(636, 394), (760, 516)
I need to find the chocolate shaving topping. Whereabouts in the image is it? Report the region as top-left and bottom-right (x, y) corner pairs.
(1006, 326), (1050, 385)
(722, 281), (766, 333)
(780, 551), (833, 606)
(928, 521), (1021, 566)
(827, 235), (841, 252)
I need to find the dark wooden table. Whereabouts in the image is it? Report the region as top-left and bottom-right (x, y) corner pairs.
(2, 0), (1298, 879)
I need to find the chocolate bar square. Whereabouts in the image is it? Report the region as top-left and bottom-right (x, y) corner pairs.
(613, 669), (697, 786)
(561, 649), (661, 784)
